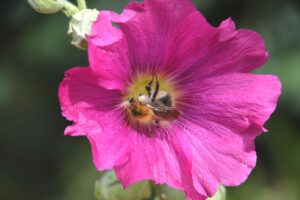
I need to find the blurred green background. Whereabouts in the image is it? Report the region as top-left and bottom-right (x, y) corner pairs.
(1, 0), (299, 199)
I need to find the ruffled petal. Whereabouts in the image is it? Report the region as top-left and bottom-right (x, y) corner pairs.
(58, 67), (130, 169)
(116, 0), (210, 73)
(172, 73), (281, 196)
(172, 18), (268, 84)
(89, 0), (267, 89)
(179, 73), (281, 131)
(169, 119), (257, 197)
(114, 129), (206, 200)
(88, 8), (137, 90)
(109, 0), (267, 81)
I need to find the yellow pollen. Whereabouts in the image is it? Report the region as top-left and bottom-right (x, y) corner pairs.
(125, 74), (176, 100)
(124, 73), (181, 126)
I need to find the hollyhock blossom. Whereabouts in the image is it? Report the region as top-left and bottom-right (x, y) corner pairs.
(58, 0), (281, 199)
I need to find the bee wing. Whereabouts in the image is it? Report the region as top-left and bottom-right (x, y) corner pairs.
(152, 106), (173, 112)
(152, 106), (180, 120)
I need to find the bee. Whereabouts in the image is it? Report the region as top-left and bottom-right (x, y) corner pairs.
(126, 75), (180, 125)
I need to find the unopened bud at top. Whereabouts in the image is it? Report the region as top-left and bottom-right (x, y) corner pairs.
(68, 9), (99, 50)
(28, 0), (66, 14)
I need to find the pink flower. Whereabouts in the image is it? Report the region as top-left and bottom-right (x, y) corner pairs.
(58, 0), (281, 199)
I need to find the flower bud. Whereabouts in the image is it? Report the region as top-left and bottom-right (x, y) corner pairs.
(27, 0), (66, 14)
(68, 9), (99, 50)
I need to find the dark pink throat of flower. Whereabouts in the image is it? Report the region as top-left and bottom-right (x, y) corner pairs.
(123, 73), (180, 127)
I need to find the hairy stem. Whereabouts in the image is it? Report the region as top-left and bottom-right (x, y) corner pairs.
(77, 0), (87, 10)
(61, 1), (79, 16)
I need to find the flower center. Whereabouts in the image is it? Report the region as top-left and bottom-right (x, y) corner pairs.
(123, 73), (180, 126)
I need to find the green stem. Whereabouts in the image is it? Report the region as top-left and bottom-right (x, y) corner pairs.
(61, 1), (79, 17)
(77, 0), (87, 10)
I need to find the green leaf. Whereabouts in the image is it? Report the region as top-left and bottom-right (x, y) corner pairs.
(94, 171), (226, 200)
(94, 171), (151, 200)
(153, 184), (185, 200)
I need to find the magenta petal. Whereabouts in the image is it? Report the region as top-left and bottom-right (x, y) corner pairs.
(201, 27), (269, 76)
(88, 9), (137, 90)
(110, 0), (267, 82)
(173, 74), (281, 196)
(174, 31), (268, 84)
(180, 73), (281, 131)
(218, 18), (238, 41)
(58, 67), (130, 169)
(87, 111), (131, 170)
(170, 119), (257, 197)
(164, 18), (267, 83)
(114, 130), (206, 200)
(116, 0), (206, 73)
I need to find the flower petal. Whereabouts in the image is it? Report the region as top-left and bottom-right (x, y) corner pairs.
(114, 129), (206, 200)
(179, 73), (281, 131)
(172, 73), (281, 196)
(171, 19), (268, 84)
(58, 67), (130, 169)
(170, 119), (257, 197)
(110, 0), (267, 81)
(88, 8), (137, 90)
(116, 0), (209, 73)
